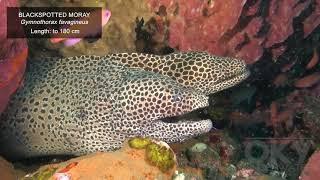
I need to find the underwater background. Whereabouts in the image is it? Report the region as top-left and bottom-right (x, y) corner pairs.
(0, 0), (320, 179)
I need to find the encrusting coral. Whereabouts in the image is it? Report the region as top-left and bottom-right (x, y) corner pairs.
(22, 138), (177, 180)
(146, 0), (320, 63)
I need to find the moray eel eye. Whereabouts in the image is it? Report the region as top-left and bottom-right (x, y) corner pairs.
(172, 92), (183, 102)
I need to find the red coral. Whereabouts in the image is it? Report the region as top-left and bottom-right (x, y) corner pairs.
(168, 17), (185, 49)
(147, 0), (320, 63)
(294, 72), (320, 88)
(300, 150), (320, 180)
(148, 0), (173, 10)
(265, 0), (311, 47)
(149, 0), (246, 55)
(0, 0), (28, 114)
(306, 49), (319, 69)
(233, 18), (264, 63)
(271, 45), (287, 59)
(303, 0), (320, 38)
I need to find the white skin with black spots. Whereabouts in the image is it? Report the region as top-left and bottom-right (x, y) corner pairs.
(0, 52), (249, 159)
(106, 51), (250, 95)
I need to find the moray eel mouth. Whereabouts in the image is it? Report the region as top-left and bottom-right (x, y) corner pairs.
(158, 68), (250, 123)
(159, 107), (208, 123)
(218, 67), (250, 85)
(206, 66), (250, 95)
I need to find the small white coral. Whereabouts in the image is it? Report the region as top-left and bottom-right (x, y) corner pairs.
(53, 172), (71, 180)
(173, 171), (186, 180)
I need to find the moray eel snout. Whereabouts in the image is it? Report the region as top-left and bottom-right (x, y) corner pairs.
(173, 54), (250, 95)
(206, 57), (250, 94)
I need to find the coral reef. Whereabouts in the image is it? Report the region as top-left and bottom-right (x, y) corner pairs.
(226, 88), (320, 179)
(0, 0), (28, 114)
(22, 138), (177, 180)
(169, 130), (244, 179)
(146, 0), (320, 63)
(1, 0), (318, 179)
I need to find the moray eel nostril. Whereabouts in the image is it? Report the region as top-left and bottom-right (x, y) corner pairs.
(0, 52), (249, 159)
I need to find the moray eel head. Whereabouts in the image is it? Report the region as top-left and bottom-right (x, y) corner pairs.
(107, 52), (250, 95)
(163, 52), (250, 95)
(116, 72), (212, 142)
(205, 56), (250, 94)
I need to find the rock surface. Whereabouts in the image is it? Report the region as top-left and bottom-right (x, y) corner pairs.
(0, 157), (17, 180)
(22, 140), (177, 180)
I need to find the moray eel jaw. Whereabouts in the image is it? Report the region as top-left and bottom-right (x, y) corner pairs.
(141, 119), (213, 143)
(148, 87), (212, 143)
(117, 74), (211, 143)
(145, 88), (212, 143)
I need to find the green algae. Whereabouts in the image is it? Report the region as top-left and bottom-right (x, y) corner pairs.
(128, 137), (152, 149)
(128, 137), (176, 172)
(146, 143), (175, 172)
(22, 166), (57, 180)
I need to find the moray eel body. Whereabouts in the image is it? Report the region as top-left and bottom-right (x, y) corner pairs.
(0, 52), (249, 159)
(0, 55), (211, 159)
